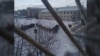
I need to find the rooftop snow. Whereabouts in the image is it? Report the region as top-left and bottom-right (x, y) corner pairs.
(37, 19), (74, 31)
(40, 6), (79, 12)
(14, 18), (74, 31)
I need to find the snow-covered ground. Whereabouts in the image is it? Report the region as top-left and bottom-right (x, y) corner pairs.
(14, 18), (75, 31)
(37, 19), (73, 28)
(55, 27), (79, 56)
(14, 18), (85, 56)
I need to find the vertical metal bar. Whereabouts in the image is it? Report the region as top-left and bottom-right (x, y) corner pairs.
(0, 28), (14, 45)
(14, 27), (55, 56)
(41, 0), (87, 56)
(75, 0), (87, 25)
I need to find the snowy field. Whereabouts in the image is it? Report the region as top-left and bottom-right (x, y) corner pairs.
(14, 18), (85, 56)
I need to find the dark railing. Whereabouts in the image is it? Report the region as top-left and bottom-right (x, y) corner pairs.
(0, 28), (14, 45)
(75, 0), (87, 25)
(14, 27), (55, 56)
(1, 0), (99, 56)
(41, 0), (87, 56)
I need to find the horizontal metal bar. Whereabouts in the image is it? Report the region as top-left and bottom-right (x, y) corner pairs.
(14, 27), (55, 56)
(0, 28), (14, 45)
(41, 0), (87, 56)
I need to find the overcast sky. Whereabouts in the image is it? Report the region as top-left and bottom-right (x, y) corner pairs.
(14, 0), (86, 11)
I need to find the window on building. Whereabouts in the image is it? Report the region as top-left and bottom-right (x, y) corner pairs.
(60, 11), (63, 14)
(64, 12), (66, 14)
(74, 11), (76, 14)
(67, 16), (69, 18)
(58, 12), (59, 14)
(70, 11), (72, 14)
(67, 11), (69, 14)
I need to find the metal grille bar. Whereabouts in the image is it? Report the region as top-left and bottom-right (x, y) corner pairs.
(41, 0), (87, 56)
(75, 0), (87, 25)
(14, 27), (55, 56)
(0, 0), (89, 56)
(0, 28), (14, 45)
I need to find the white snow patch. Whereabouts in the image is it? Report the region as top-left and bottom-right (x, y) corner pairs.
(54, 27), (79, 56)
(37, 19), (74, 31)
(14, 18), (82, 56)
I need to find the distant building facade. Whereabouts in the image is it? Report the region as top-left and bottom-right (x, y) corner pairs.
(39, 6), (81, 21)
(15, 9), (27, 18)
(26, 8), (43, 18)
(15, 7), (43, 19)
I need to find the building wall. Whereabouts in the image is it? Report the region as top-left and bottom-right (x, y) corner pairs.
(26, 8), (42, 18)
(39, 8), (81, 21)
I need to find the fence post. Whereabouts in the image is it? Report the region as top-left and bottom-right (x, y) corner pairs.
(14, 27), (55, 56)
(41, 0), (87, 56)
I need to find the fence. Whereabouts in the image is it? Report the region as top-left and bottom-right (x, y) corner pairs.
(0, 0), (100, 56)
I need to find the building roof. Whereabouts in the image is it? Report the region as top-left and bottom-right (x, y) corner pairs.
(40, 6), (79, 13)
